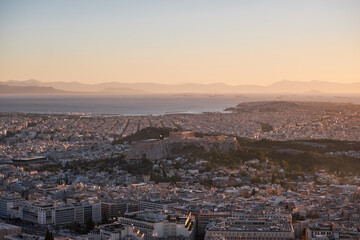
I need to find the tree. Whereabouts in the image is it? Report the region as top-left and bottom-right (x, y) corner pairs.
(68, 221), (81, 234)
(86, 218), (95, 233)
(45, 229), (54, 240)
(162, 169), (167, 178)
(280, 160), (290, 169)
(314, 175), (319, 184)
(252, 188), (256, 196)
(250, 177), (262, 184)
(174, 162), (181, 169)
(102, 212), (109, 224)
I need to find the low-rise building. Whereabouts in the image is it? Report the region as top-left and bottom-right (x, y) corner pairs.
(205, 216), (295, 240)
(0, 223), (21, 240)
(118, 211), (195, 240)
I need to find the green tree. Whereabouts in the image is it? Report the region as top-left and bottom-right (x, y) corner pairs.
(250, 177), (262, 184)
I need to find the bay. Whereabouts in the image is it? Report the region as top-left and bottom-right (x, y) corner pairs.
(0, 94), (359, 116)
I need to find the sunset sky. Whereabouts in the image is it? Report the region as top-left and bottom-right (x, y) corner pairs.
(0, 0), (359, 85)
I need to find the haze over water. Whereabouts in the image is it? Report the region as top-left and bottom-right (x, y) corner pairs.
(1, 94), (359, 115)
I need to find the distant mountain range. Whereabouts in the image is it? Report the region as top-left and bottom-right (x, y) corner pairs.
(0, 84), (73, 95)
(1, 79), (359, 95)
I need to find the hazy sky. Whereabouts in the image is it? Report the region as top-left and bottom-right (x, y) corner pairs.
(0, 0), (359, 85)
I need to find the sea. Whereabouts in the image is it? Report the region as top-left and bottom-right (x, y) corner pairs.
(0, 94), (359, 116)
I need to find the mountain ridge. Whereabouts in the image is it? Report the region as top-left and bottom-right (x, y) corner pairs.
(1, 79), (359, 95)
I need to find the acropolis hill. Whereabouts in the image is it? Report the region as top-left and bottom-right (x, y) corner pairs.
(126, 131), (239, 160)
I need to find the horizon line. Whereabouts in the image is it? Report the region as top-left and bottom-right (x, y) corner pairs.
(3, 79), (360, 87)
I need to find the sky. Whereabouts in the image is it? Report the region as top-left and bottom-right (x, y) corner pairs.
(0, 0), (359, 86)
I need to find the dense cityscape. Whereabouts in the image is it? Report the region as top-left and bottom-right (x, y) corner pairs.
(2, 0), (360, 239)
(0, 101), (359, 240)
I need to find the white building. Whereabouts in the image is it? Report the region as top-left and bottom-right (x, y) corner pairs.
(99, 223), (144, 240)
(21, 201), (101, 225)
(118, 211), (195, 240)
(205, 216), (295, 240)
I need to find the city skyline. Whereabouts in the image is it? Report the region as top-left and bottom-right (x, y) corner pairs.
(1, 0), (360, 86)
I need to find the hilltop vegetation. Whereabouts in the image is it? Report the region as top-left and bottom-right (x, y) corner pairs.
(183, 137), (360, 176)
(112, 127), (178, 144)
(237, 138), (360, 153)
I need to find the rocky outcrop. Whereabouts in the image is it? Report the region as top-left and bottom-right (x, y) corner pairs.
(126, 136), (239, 161)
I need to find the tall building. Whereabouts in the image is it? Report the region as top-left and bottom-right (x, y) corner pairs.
(101, 201), (140, 222)
(0, 195), (22, 219)
(102, 201), (128, 222)
(22, 201), (101, 225)
(197, 211), (231, 236)
(23, 202), (54, 225)
(53, 205), (75, 225)
(91, 203), (102, 224)
(74, 202), (102, 224)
